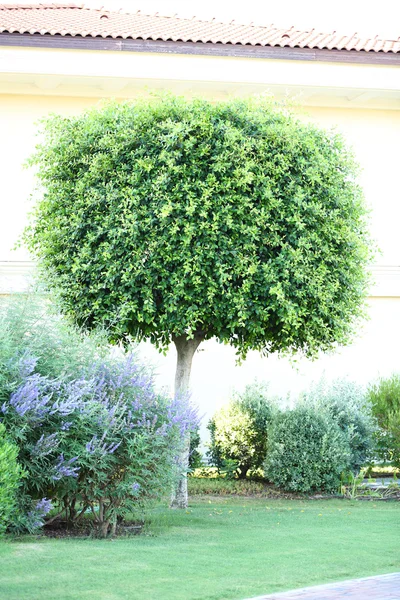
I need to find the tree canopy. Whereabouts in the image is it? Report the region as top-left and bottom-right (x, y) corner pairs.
(26, 95), (372, 359)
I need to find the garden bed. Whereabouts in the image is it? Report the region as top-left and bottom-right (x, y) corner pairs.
(188, 476), (400, 501)
(42, 519), (144, 539)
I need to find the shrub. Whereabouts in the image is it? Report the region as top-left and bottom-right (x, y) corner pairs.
(207, 383), (275, 478)
(368, 375), (400, 467)
(0, 424), (23, 535)
(303, 378), (375, 472)
(2, 353), (195, 536)
(0, 295), (109, 386)
(0, 298), (197, 536)
(188, 477), (281, 497)
(265, 406), (350, 493)
(189, 427), (203, 470)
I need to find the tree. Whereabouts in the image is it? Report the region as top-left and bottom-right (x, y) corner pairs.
(26, 95), (372, 508)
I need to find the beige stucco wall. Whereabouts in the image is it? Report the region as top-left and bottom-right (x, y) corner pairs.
(1, 88), (400, 426)
(0, 94), (96, 262)
(304, 106), (400, 266)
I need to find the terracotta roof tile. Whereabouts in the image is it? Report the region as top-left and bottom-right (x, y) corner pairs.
(0, 4), (399, 54)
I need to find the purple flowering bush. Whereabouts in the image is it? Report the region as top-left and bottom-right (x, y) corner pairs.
(0, 298), (198, 536)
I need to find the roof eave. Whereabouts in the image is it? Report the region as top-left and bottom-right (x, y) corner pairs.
(0, 32), (399, 65)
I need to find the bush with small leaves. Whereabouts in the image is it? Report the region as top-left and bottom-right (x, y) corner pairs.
(207, 383), (276, 478)
(303, 378), (375, 472)
(189, 426), (203, 470)
(368, 374), (400, 467)
(265, 406), (350, 493)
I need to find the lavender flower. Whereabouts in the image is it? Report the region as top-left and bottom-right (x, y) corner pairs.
(85, 434), (121, 455)
(166, 391), (200, 437)
(91, 353), (155, 403)
(31, 432), (59, 457)
(26, 497), (53, 530)
(107, 441), (121, 454)
(60, 421), (72, 431)
(85, 437), (96, 454)
(9, 374), (51, 418)
(51, 454), (79, 481)
(18, 353), (38, 378)
(51, 377), (94, 416)
(35, 497), (53, 516)
(6, 370), (94, 423)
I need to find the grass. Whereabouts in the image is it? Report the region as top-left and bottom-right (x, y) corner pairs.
(0, 496), (399, 600)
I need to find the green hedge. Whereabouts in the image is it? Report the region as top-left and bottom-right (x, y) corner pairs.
(265, 406), (350, 493)
(0, 424), (23, 535)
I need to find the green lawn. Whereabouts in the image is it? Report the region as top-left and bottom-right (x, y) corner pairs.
(0, 497), (399, 600)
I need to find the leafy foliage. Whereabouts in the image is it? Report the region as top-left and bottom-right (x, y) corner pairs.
(0, 297), (197, 536)
(0, 424), (23, 535)
(0, 294), (110, 391)
(189, 426), (203, 470)
(265, 406), (350, 492)
(368, 374), (400, 467)
(303, 378), (375, 472)
(26, 95), (372, 359)
(207, 383), (275, 478)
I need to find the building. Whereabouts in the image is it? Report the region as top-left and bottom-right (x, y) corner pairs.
(1, 4), (400, 425)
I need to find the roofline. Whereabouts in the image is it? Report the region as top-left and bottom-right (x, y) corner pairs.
(1, 33), (400, 65)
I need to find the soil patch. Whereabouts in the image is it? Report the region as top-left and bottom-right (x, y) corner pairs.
(43, 519), (144, 539)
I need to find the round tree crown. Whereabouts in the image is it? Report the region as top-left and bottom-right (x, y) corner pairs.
(26, 96), (372, 358)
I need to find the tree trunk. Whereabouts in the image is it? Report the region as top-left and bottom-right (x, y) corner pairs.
(100, 520), (110, 538)
(170, 333), (202, 509)
(237, 466), (249, 480)
(110, 518), (117, 537)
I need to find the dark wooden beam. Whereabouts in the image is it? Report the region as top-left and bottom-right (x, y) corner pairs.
(0, 32), (399, 65)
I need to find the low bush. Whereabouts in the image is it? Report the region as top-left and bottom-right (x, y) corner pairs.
(207, 383), (276, 478)
(188, 477), (283, 497)
(368, 374), (400, 467)
(303, 378), (375, 472)
(0, 424), (24, 535)
(0, 297), (197, 536)
(265, 406), (350, 493)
